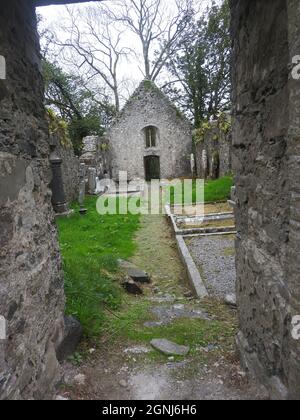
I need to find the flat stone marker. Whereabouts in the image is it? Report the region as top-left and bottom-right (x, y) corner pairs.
(150, 339), (190, 356)
(119, 260), (151, 283)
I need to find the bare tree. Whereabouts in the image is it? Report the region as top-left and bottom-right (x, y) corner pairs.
(48, 5), (133, 112)
(108, 0), (195, 82)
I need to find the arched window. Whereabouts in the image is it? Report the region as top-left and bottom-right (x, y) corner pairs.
(144, 126), (157, 148)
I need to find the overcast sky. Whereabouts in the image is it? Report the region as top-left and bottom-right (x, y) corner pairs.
(37, 0), (216, 105)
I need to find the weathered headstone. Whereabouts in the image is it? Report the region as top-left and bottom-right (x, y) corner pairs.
(78, 163), (87, 215)
(190, 153), (195, 177)
(49, 135), (69, 214)
(88, 167), (97, 195)
(211, 152), (220, 180)
(202, 149), (208, 178)
(78, 163), (85, 205)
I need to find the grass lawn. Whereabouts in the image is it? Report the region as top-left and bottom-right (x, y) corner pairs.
(56, 196), (140, 337)
(167, 175), (233, 205)
(204, 176), (233, 202)
(102, 298), (236, 362)
(56, 176), (232, 338)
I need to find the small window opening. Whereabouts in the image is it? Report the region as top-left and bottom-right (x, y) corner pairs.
(145, 126), (157, 148)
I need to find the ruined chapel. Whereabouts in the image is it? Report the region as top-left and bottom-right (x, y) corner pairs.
(108, 80), (193, 181)
(0, 0), (299, 400)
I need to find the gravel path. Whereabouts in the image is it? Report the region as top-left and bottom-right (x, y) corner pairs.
(186, 235), (236, 299)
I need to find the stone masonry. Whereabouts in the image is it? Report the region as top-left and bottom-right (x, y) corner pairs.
(57, 142), (79, 203)
(194, 117), (232, 179)
(109, 80), (193, 180)
(0, 0), (65, 399)
(231, 0), (300, 399)
(0, 0), (299, 401)
(80, 135), (111, 178)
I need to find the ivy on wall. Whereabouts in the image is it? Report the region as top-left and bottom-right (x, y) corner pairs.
(46, 108), (73, 149)
(193, 112), (231, 145)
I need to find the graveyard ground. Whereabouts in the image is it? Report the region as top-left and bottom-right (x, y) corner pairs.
(56, 182), (268, 400)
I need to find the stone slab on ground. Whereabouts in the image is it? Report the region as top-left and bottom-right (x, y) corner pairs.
(150, 339), (190, 356)
(144, 305), (210, 327)
(186, 235), (236, 299)
(119, 259), (151, 283)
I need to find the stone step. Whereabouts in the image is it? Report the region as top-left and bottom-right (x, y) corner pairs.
(118, 259), (151, 283)
(150, 339), (190, 356)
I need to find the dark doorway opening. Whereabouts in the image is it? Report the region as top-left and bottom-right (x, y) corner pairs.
(144, 156), (160, 181)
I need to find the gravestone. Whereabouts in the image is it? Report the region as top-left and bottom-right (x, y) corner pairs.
(202, 149), (208, 178)
(190, 153), (195, 177)
(88, 167), (97, 195)
(78, 163), (86, 206)
(49, 135), (69, 214)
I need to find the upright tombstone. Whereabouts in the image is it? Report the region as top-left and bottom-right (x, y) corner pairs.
(210, 152), (220, 180)
(201, 149), (208, 179)
(190, 154), (195, 178)
(78, 163), (87, 215)
(78, 163), (86, 205)
(49, 135), (69, 214)
(88, 167), (97, 195)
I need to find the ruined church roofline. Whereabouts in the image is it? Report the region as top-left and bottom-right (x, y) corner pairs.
(110, 79), (192, 129)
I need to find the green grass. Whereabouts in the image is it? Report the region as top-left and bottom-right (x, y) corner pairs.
(167, 175), (233, 205)
(204, 176), (233, 203)
(102, 298), (237, 361)
(56, 196), (140, 337)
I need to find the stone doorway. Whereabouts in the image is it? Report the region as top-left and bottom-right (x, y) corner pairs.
(144, 156), (160, 181)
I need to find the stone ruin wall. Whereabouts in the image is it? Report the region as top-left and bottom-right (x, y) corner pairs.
(0, 0), (65, 399)
(57, 142), (79, 203)
(194, 121), (232, 179)
(231, 0), (300, 399)
(0, 0), (299, 401)
(80, 135), (112, 179)
(109, 82), (193, 180)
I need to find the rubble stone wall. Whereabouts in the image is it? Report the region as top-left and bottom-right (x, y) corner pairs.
(0, 0), (65, 400)
(231, 0), (300, 399)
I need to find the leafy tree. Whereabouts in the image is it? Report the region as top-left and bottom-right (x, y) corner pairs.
(164, 0), (231, 127)
(42, 60), (115, 153)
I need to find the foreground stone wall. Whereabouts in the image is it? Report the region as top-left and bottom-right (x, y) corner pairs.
(109, 81), (192, 180)
(231, 0), (300, 399)
(194, 120), (232, 179)
(0, 0), (64, 399)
